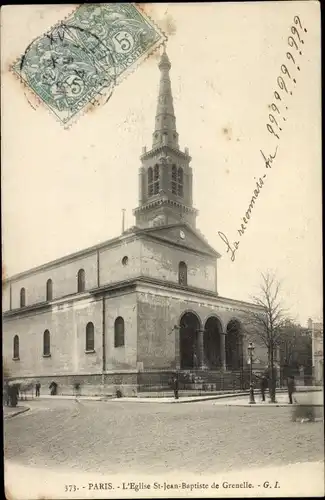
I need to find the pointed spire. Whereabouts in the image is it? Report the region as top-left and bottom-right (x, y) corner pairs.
(152, 45), (179, 150)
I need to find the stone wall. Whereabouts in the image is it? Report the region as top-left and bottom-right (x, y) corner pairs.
(99, 239), (141, 285)
(3, 296), (103, 378)
(8, 252), (98, 311)
(104, 292), (138, 370)
(3, 291), (138, 381)
(140, 239), (216, 291)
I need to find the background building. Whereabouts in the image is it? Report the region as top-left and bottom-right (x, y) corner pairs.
(308, 318), (323, 386)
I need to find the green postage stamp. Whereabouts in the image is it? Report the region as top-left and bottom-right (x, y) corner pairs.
(12, 4), (166, 126)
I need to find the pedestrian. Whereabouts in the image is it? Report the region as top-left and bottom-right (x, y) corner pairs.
(9, 384), (19, 407)
(35, 382), (41, 397)
(4, 383), (10, 406)
(287, 375), (296, 404)
(49, 381), (58, 396)
(172, 373), (179, 400)
(260, 374), (268, 402)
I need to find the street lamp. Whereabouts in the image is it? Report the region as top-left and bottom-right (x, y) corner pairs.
(248, 342), (256, 404)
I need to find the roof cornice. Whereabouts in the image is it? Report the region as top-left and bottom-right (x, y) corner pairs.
(140, 145), (191, 162)
(3, 275), (264, 319)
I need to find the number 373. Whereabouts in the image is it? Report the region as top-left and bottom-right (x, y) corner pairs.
(65, 484), (77, 492)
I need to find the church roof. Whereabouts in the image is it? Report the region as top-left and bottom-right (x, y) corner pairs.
(137, 222), (221, 257)
(152, 45), (179, 150)
(4, 222), (221, 283)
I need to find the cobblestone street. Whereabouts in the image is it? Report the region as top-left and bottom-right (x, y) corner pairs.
(4, 398), (324, 476)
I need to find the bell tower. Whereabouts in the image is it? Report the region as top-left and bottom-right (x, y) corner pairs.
(133, 47), (198, 229)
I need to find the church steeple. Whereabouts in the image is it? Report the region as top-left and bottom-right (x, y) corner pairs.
(133, 47), (198, 229)
(152, 46), (179, 150)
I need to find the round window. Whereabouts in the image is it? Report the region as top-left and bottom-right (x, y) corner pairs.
(122, 256), (128, 266)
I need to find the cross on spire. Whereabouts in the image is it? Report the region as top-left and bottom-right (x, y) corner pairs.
(152, 46), (179, 150)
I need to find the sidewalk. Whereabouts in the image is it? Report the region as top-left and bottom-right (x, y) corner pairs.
(214, 390), (323, 406)
(110, 391), (252, 404)
(18, 387), (323, 405)
(33, 395), (103, 401)
(25, 391), (251, 404)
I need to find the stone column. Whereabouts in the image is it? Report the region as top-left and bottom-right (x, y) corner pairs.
(220, 333), (226, 370)
(138, 167), (145, 204)
(175, 326), (181, 370)
(198, 330), (205, 370)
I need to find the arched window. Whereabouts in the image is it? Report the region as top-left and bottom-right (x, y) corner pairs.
(171, 165), (177, 194)
(148, 167), (153, 196)
(46, 279), (53, 301)
(177, 167), (184, 197)
(43, 329), (50, 356)
(153, 164), (160, 194)
(178, 261), (188, 286)
(171, 165), (184, 197)
(77, 269), (85, 293)
(85, 322), (95, 351)
(148, 165), (160, 197)
(20, 287), (26, 308)
(13, 335), (19, 359)
(114, 317), (125, 347)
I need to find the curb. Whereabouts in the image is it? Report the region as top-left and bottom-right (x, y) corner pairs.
(108, 392), (252, 404)
(221, 403), (324, 408)
(4, 407), (30, 420)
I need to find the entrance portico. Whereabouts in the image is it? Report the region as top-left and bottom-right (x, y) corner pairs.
(178, 311), (243, 372)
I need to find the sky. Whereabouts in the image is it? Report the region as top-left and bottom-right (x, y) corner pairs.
(1, 2), (322, 326)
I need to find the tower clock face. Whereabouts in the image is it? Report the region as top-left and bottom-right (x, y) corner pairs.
(180, 230), (185, 239)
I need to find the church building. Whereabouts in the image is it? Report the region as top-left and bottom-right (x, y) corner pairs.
(3, 49), (266, 396)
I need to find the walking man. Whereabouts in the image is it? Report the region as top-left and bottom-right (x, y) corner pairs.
(287, 375), (296, 404)
(35, 382), (41, 397)
(260, 374), (268, 402)
(172, 372), (179, 400)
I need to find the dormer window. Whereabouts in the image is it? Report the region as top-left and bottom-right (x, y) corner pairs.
(77, 269), (85, 293)
(46, 279), (53, 301)
(20, 288), (26, 308)
(178, 261), (188, 286)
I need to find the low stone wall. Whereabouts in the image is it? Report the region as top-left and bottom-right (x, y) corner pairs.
(7, 369), (279, 397)
(136, 369), (259, 392)
(7, 373), (139, 398)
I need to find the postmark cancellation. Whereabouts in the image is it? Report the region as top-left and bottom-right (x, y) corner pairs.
(11, 3), (167, 127)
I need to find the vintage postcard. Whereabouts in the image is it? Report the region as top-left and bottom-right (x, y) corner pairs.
(2, 2), (323, 499)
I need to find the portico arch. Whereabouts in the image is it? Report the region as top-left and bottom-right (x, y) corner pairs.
(204, 316), (223, 369)
(226, 319), (243, 370)
(179, 311), (201, 369)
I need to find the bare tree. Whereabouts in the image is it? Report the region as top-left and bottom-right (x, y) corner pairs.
(242, 272), (288, 403)
(278, 320), (312, 383)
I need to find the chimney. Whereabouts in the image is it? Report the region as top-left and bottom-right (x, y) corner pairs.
(122, 209), (126, 233)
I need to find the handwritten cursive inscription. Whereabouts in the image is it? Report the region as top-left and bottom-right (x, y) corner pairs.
(217, 231), (239, 262)
(267, 15), (308, 141)
(218, 15), (307, 261)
